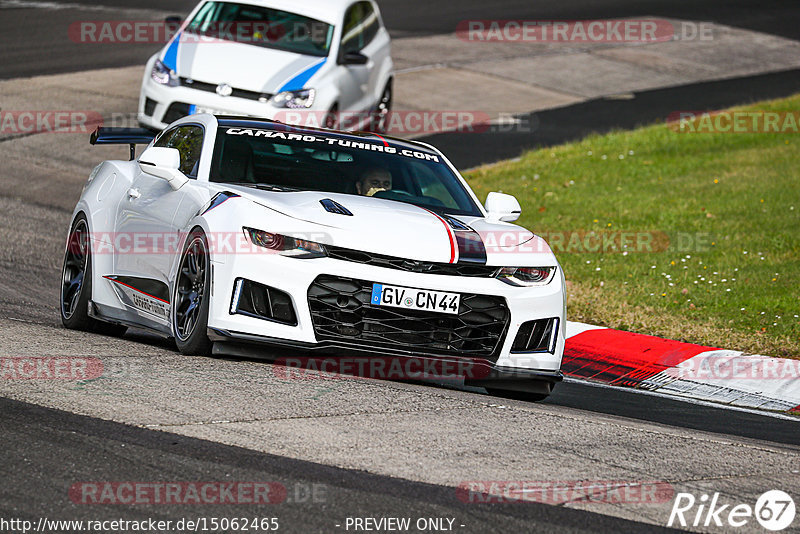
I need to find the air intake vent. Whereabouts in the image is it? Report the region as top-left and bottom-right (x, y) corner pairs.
(442, 214), (471, 231)
(511, 318), (559, 353)
(231, 278), (297, 325)
(320, 198), (353, 216)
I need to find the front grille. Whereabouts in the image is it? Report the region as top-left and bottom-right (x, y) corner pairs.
(307, 275), (510, 360)
(326, 245), (501, 278)
(180, 77), (216, 93)
(180, 77), (272, 102)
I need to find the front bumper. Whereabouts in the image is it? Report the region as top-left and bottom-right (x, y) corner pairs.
(208, 327), (563, 391)
(207, 250), (566, 374)
(139, 79), (288, 130)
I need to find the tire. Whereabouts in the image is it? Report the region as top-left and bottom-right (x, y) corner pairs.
(323, 104), (338, 130)
(373, 80), (392, 133)
(172, 229), (212, 355)
(61, 215), (93, 330)
(60, 214), (127, 337)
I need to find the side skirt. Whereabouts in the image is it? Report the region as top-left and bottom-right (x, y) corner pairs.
(89, 301), (172, 337)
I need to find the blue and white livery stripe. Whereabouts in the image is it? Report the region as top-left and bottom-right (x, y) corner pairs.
(277, 58), (326, 92)
(162, 32), (181, 71)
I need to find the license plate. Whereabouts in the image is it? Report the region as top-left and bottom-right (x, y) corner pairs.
(192, 105), (229, 116)
(370, 283), (460, 315)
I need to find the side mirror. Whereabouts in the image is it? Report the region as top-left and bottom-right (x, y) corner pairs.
(138, 147), (188, 190)
(165, 15), (182, 29)
(485, 192), (521, 222)
(341, 51), (368, 65)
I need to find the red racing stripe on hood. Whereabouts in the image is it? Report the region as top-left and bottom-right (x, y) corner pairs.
(422, 208), (457, 264)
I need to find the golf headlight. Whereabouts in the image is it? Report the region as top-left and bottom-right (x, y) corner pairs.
(270, 89), (316, 109)
(82, 164), (103, 196)
(496, 266), (556, 286)
(244, 228), (327, 258)
(151, 59), (180, 87)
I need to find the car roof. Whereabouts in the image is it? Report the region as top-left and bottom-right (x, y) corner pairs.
(223, 0), (365, 25)
(215, 117), (441, 156)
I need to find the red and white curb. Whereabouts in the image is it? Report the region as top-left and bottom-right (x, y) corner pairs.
(564, 322), (800, 414)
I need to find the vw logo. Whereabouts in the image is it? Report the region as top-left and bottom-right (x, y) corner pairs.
(216, 83), (232, 97)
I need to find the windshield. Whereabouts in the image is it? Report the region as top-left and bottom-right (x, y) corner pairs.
(185, 1), (334, 57)
(210, 127), (483, 217)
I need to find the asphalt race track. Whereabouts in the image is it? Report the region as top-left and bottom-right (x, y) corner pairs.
(1, 1), (799, 532)
(2, 396), (679, 533)
(429, 68), (800, 168)
(3, 0), (800, 79)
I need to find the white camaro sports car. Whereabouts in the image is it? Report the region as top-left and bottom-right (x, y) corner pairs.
(139, 0), (393, 132)
(62, 114), (565, 400)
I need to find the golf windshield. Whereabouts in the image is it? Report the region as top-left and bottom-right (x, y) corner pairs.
(185, 2), (333, 57)
(210, 127), (483, 217)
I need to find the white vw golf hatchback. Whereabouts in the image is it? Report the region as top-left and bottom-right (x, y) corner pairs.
(139, 0), (393, 131)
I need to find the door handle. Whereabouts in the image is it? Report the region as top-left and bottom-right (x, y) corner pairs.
(127, 188), (141, 199)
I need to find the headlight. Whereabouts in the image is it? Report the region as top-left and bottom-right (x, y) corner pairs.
(270, 89), (315, 109)
(496, 266), (556, 286)
(151, 59), (180, 87)
(86, 164), (102, 185)
(244, 228), (327, 258)
(82, 164), (103, 195)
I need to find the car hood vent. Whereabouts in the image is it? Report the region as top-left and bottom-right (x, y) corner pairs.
(320, 198), (353, 216)
(441, 214), (472, 231)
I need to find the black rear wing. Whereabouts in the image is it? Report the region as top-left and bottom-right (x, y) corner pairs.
(90, 127), (157, 160)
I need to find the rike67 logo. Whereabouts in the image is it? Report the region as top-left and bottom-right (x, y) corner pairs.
(668, 490), (795, 531)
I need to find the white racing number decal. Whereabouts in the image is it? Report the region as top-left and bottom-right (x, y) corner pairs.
(371, 283), (460, 315)
(225, 128), (441, 162)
